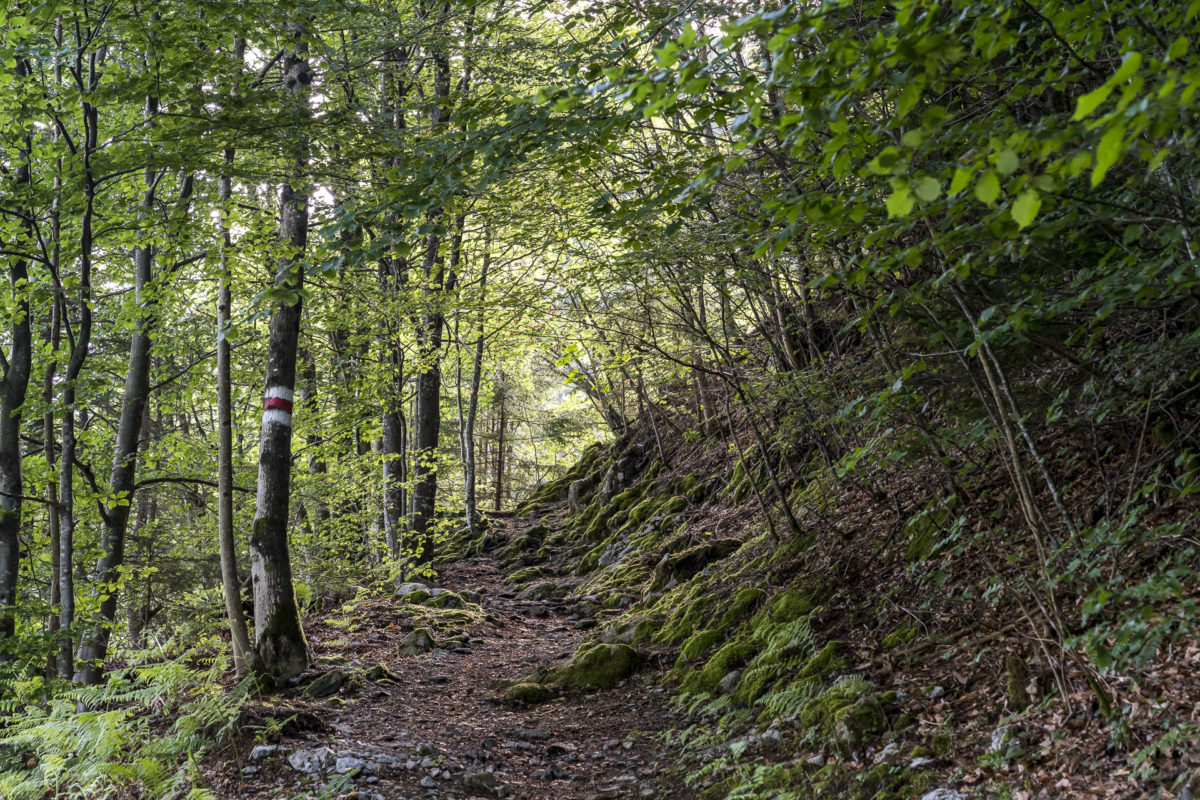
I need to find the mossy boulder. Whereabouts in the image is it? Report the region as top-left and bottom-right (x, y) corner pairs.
(503, 682), (556, 706)
(600, 614), (661, 646)
(648, 537), (743, 592)
(509, 566), (546, 584)
(363, 663), (397, 682)
(399, 627), (436, 656)
(679, 628), (725, 661)
(684, 636), (757, 693)
(304, 668), (347, 699)
(833, 696), (889, 747)
(548, 643), (640, 688)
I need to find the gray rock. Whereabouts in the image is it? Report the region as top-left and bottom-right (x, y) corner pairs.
(396, 582), (429, 597)
(925, 685), (946, 699)
(717, 669), (742, 695)
(288, 746), (335, 773)
(873, 742), (902, 764)
(910, 757), (937, 768)
(921, 791), (966, 800)
(240, 765), (258, 776)
(420, 775), (437, 788)
(399, 628), (437, 655)
(334, 756), (367, 774)
(249, 744), (287, 761)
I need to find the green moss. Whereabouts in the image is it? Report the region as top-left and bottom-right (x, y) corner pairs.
(685, 636), (756, 693)
(510, 566), (546, 583)
(661, 495), (687, 516)
(610, 485), (643, 511)
(765, 588), (814, 621)
(549, 643), (640, 688)
(880, 621), (918, 650)
(718, 586), (764, 628)
(503, 682), (556, 706)
(680, 475), (699, 492)
(929, 731), (952, 756)
(798, 640), (844, 681)
(627, 497), (658, 526)
(679, 628), (725, 661)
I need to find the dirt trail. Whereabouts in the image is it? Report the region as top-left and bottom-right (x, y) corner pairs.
(209, 517), (689, 800)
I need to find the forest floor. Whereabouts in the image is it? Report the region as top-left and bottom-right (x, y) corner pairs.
(202, 513), (690, 800)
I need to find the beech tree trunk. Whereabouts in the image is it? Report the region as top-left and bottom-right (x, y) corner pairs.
(249, 32), (312, 683)
(217, 38), (256, 677)
(77, 88), (167, 684)
(0, 60), (35, 659)
(408, 6), (452, 567)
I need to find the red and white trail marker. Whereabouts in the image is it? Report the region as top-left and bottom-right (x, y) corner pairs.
(262, 385), (294, 428)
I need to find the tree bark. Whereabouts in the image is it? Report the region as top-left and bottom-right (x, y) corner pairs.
(249, 31), (312, 683)
(217, 38), (256, 678)
(0, 58), (35, 660)
(77, 87), (166, 684)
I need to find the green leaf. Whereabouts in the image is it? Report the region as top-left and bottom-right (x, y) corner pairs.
(1091, 123), (1125, 187)
(1073, 84), (1114, 120)
(1011, 188), (1042, 229)
(948, 167), (974, 197)
(974, 171), (1001, 205)
(995, 148), (1019, 176)
(886, 184), (915, 218)
(913, 176), (941, 202)
(1168, 35), (1189, 61)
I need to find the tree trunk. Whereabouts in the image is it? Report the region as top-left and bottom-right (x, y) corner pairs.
(0, 59), (35, 660)
(408, 11), (451, 568)
(217, 38), (256, 677)
(461, 228), (489, 536)
(77, 90), (164, 683)
(249, 32), (312, 683)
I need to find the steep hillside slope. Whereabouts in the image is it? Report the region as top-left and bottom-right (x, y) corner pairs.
(480, 411), (1200, 799)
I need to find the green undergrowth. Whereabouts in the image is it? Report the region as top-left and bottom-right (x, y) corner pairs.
(0, 644), (249, 799)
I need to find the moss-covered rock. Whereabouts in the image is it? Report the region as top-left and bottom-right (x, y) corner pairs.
(679, 628), (725, 661)
(600, 614), (660, 646)
(548, 642), (640, 688)
(304, 668), (347, 699)
(399, 627), (436, 655)
(684, 636), (757, 693)
(503, 682), (556, 706)
(648, 537), (743, 592)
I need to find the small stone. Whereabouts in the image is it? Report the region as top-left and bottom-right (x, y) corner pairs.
(288, 746), (335, 774)
(873, 742), (901, 765)
(513, 726), (551, 741)
(417, 742), (439, 756)
(925, 685), (946, 699)
(240, 765), (258, 776)
(249, 744), (286, 761)
(463, 771), (500, 794)
(921, 791), (965, 800)
(335, 756), (367, 774)
(421, 756), (436, 768)
(910, 757), (937, 768)
(420, 776), (437, 788)
(804, 754), (825, 767)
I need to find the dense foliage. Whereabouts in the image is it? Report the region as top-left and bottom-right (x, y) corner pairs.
(0, 0), (1197, 794)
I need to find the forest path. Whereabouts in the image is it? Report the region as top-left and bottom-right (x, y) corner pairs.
(207, 514), (688, 800)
